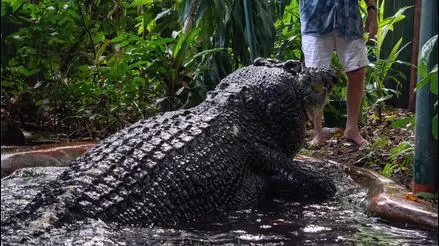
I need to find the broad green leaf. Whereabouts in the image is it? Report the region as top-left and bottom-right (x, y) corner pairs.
(391, 115), (416, 128)
(25, 68), (41, 77)
(11, 0), (24, 12)
(172, 31), (184, 58)
(107, 57), (117, 68)
(430, 65), (438, 95)
(94, 32), (106, 43)
(433, 115), (438, 139)
(376, 5), (412, 55)
(117, 63), (129, 75)
(111, 34), (128, 43)
(130, 0), (153, 7)
(378, 15), (404, 29)
(128, 61), (148, 69)
(136, 21), (144, 36)
(416, 76), (429, 91)
(389, 141), (414, 160)
(391, 41), (411, 62)
(132, 77), (146, 86)
(385, 38), (403, 68)
(66, 9), (80, 20)
(173, 28), (199, 70)
(17, 66), (28, 75)
(418, 34), (438, 78)
(95, 39), (112, 65)
(1, 5), (7, 16)
(119, 41), (130, 47)
(378, 0), (385, 23)
(184, 48), (225, 67)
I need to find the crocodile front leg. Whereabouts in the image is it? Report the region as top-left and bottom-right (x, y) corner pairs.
(224, 171), (268, 210)
(251, 144), (336, 202)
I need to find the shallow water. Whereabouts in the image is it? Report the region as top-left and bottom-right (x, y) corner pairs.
(2, 167), (437, 245)
(39, 198), (437, 245)
(104, 200), (437, 245)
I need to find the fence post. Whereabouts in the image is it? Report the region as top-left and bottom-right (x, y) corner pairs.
(408, 0), (422, 112)
(413, 0), (438, 194)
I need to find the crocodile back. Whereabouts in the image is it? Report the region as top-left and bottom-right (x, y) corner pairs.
(11, 61), (336, 230)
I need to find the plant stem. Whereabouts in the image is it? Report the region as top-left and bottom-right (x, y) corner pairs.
(76, 0), (96, 59)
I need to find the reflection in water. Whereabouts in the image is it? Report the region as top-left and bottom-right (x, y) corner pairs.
(88, 197), (435, 245)
(2, 167), (438, 245)
(83, 198), (436, 246)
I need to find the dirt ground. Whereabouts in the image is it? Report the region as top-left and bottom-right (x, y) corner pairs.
(302, 107), (416, 190)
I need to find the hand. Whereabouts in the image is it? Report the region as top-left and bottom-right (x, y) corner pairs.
(365, 10), (378, 39)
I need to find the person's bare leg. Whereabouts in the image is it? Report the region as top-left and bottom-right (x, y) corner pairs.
(311, 113), (325, 145)
(344, 67), (368, 146)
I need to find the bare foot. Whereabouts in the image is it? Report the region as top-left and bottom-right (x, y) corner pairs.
(343, 130), (369, 147)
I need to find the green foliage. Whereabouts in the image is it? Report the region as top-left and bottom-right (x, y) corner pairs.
(1, 0), (82, 99)
(416, 34), (438, 139)
(381, 141), (414, 177)
(391, 34), (438, 140)
(272, 0), (301, 60)
(149, 28), (226, 110)
(1, 0), (225, 137)
(363, 135), (390, 167)
(171, 0), (299, 108)
(370, 135), (391, 150)
(64, 32), (171, 135)
(298, 148), (313, 157)
(1, 0), (418, 142)
(360, 0), (412, 121)
(329, 54), (348, 100)
(361, 136), (414, 179)
(415, 192), (437, 201)
(178, 0), (294, 63)
(390, 114), (415, 130)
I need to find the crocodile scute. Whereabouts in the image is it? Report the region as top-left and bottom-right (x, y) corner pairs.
(2, 58), (338, 237)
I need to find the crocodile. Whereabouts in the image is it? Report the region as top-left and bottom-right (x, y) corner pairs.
(2, 58), (338, 239)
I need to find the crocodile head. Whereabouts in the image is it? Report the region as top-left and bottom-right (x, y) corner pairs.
(242, 58), (338, 155)
(251, 58), (338, 124)
(299, 67), (338, 121)
(252, 59), (338, 122)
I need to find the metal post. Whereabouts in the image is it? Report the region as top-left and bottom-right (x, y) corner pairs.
(413, 0), (438, 193)
(243, 0), (258, 63)
(408, 0), (422, 112)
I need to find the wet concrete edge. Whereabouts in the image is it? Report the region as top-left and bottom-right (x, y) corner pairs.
(296, 155), (438, 229)
(1, 141), (97, 178)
